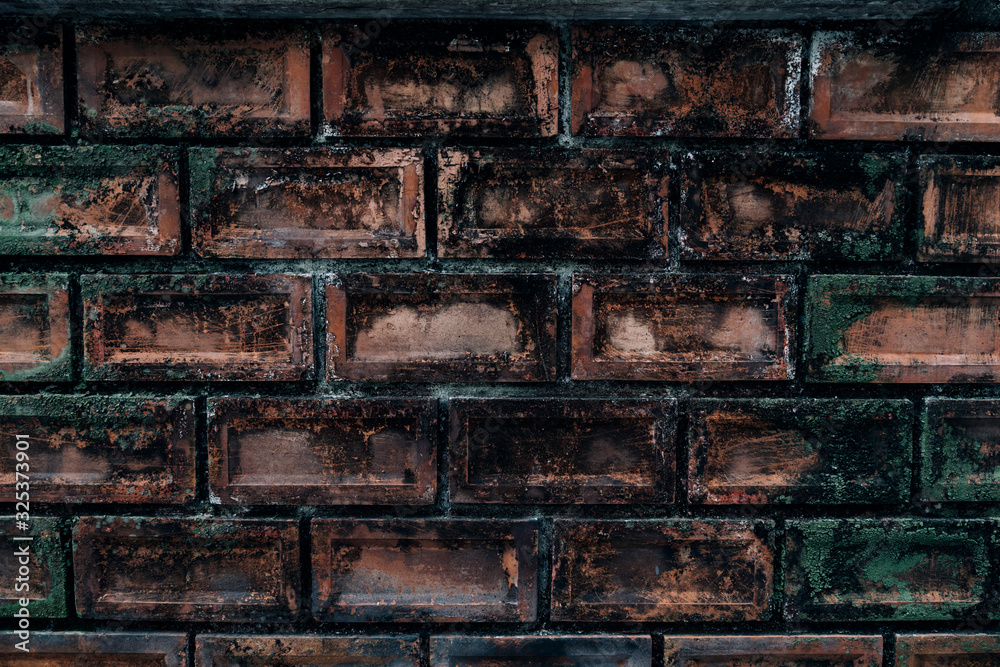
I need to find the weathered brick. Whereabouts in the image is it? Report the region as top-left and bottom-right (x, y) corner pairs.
(82, 273), (313, 381)
(896, 634), (1000, 666)
(805, 275), (1000, 383)
(431, 635), (652, 667)
(196, 634), (420, 666)
(0, 517), (65, 618)
(572, 274), (795, 381)
(0, 274), (69, 382)
(323, 23), (557, 137)
(0, 25), (63, 134)
(663, 636), (882, 666)
(437, 148), (668, 259)
(77, 24), (310, 138)
(190, 147), (424, 259)
(919, 155), (1000, 262)
(0, 395), (194, 504)
(73, 516), (300, 621)
(0, 146), (180, 256)
(0, 632), (187, 665)
(811, 32), (1000, 141)
(551, 519), (774, 622)
(449, 397), (676, 504)
(784, 518), (991, 621)
(680, 152), (905, 261)
(688, 399), (912, 505)
(921, 399), (1000, 502)
(209, 397), (436, 505)
(572, 27), (801, 137)
(311, 519), (538, 622)
(327, 273), (557, 382)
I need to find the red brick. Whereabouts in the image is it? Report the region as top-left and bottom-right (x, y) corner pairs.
(921, 399), (1000, 502)
(810, 32), (1000, 141)
(323, 23), (557, 137)
(431, 636), (652, 666)
(919, 156), (1000, 262)
(73, 516), (300, 621)
(209, 397), (436, 505)
(0, 146), (180, 256)
(82, 273), (313, 382)
(0, 632), (187, 665)
(449, 397), (675, 504)
(0, 517), (65, 618)
(896, 634), (1000, 666)
(680, 152), (905, 261)
(0, 25), (63, 134)
(551, 519), (774, 622)
(437, 148), (668, 259)
(196, 634), (420, 666)
(806, 275), (1000, 383)
(0, 395), (194, 504)
(688, 399), (912, 505)
(190, 147), (424, 259)
(572, 28), (801, 137)
(77, 24), (309, 138)
(0, 274), (69, 382)
(663, 636), (882, 666)
(327, 273), (557, 382)
(572, 274), (795, 381)
(311, 519), (538, 622)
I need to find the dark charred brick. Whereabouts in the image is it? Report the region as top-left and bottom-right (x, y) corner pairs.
(919, 155), (1000, 263)
(572, 274), (795, 382)
(209, 397), (436, 505)
(806, 275), (1000, 383)
(896, 634), (1000, 666)
(688, 399), (912, 505)
(572, 27), (801, 137)
(0, 146), (180, 256)
(680, 152), (905, 261)
(0, 517), (65, 618)
(921, 399), (1000, 502)
(431, 635), (652, 667)
(73, 516), (300, 622)
(783, 518), (992, 621)
(196, 634), (420, 666)
(77, 23), (310, 138)
(82, 273), (313, 382)
(0, 274), (69, 382)
(449, 397), (676, 504)
(810, 32), (1000, 141)
(311, 519), (538, 622)
(190, 147), (424, 259)
(0, 24), (63, 134)
(0, 632), (187, 665)
(327, 273), (557, 382)
(437, 148), (668, 259)
(663, 636), (882, 666)
(323, 23), (557, 137)
(0, 395), (194, 504)
(551, 519), (774, 622)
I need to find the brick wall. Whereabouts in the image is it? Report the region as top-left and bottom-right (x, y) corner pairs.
(0, 9), (999, 666)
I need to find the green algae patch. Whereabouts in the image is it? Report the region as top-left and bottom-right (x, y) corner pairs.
(0, 517), (67, 618)
(921, 399), (1000, 502)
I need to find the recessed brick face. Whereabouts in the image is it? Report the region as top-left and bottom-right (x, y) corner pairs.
(196, 635), (421, 666)
(0, 517), (65, 618)
(921, 399), (1000, 502)
(0, 25), (63, 134)
(663, 636), (883, 666)
(919, 155), (1000, 262)
(896, 634), (1000, 666)
(431, 635), (652, 666)
(0, 274), (70, 381)
(0, 632), (188, 665)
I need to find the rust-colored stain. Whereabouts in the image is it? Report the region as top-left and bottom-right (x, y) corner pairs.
(811, 32), (1000, 141)
(919, 156), (1000, 262)
(323, 23), (558, 137)
(430, 635), (652, 666)
(73, 516), (300, 622)
(551, 519), (774, 622)
(0, 274), (69, 381)
(0, 632), (187, 665)
(197, 634), (421, 666)
(572, 28), (801, 137)
(77, 25), (309, 137)
(209, 397), (436, 506)
(449, 397), (675, 504)
(192, 147), (424, 259)
(311, 519), (538, 622)
(0, 27), (63, 134)
(663, 635), (883, 666)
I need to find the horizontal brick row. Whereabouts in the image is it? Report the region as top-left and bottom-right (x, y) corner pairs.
(5, 516), (1000, 622)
